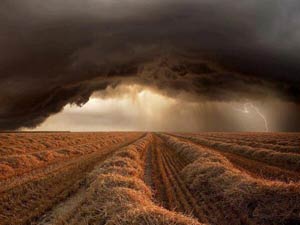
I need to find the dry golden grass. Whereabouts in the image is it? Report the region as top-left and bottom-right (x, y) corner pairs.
(186, 132), (300, 154)
(46, 134), (203, 225)
(0, 133), (143, 225)
(0, 132), (140, 180)
(1, 131), (300, 225)
(162, 134), (300, 225)
(177, 133), (300, 171)
(0, 132), (137, 156)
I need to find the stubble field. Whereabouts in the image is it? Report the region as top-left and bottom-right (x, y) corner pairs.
(0, 132), (299, 225)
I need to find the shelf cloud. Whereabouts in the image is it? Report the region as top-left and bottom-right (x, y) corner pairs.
(1, 0), (299, 130)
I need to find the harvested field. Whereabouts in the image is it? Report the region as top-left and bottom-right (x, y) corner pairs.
(174, 133), (300, 173)
(0, 132), (137, 180)
(0, 132), (300, 225)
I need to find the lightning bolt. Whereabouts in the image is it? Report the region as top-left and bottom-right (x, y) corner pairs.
(234, 103), (269, 132)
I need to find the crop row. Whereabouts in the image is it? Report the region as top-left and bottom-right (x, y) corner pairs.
(45, 134), (203, 225)
(0, 146), (119, 225)
(0, 132), (139, 156)
(188, 134), (300, 154)
(177, 134), (300, 172)
(155, 136), (212, 224)
(186, 132), (300, 147)
(0, 134), (139, 180)
(162, 134), (300, 225)
(220, 151), (300, 182)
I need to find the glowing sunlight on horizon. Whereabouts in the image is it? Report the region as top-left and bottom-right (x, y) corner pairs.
(25, 85), (184, 131)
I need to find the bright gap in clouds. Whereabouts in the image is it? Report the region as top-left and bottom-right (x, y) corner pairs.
(24, 84), (296, 132)
(27, 85), (201, 132)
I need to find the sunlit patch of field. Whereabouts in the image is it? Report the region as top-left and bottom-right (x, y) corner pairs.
(0, 132), (299, 225)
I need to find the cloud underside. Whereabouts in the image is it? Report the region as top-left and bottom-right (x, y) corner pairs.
(0, 0), (299, 130)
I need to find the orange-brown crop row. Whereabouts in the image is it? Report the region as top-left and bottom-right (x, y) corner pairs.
(0, 134), (144, 225)
(176, 133), (300, 172)
(1, 132), (299, 225)
(162, 134), (300, 225)
(0, 132), (140, 180)
(0, 132), (133, 156)
(189, 133), (300, 153)
(43, 133), (203, 225)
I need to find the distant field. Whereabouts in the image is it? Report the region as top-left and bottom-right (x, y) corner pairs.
(0, 132), (299, 225)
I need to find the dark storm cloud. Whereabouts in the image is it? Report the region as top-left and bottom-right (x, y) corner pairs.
(0, 0), (300, 130)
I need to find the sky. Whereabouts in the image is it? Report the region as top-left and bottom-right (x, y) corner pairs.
(23, 84), (299, 132)
(1, 0), (300, 131)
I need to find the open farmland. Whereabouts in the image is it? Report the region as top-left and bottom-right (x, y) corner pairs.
(0, 132), (300, 225)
